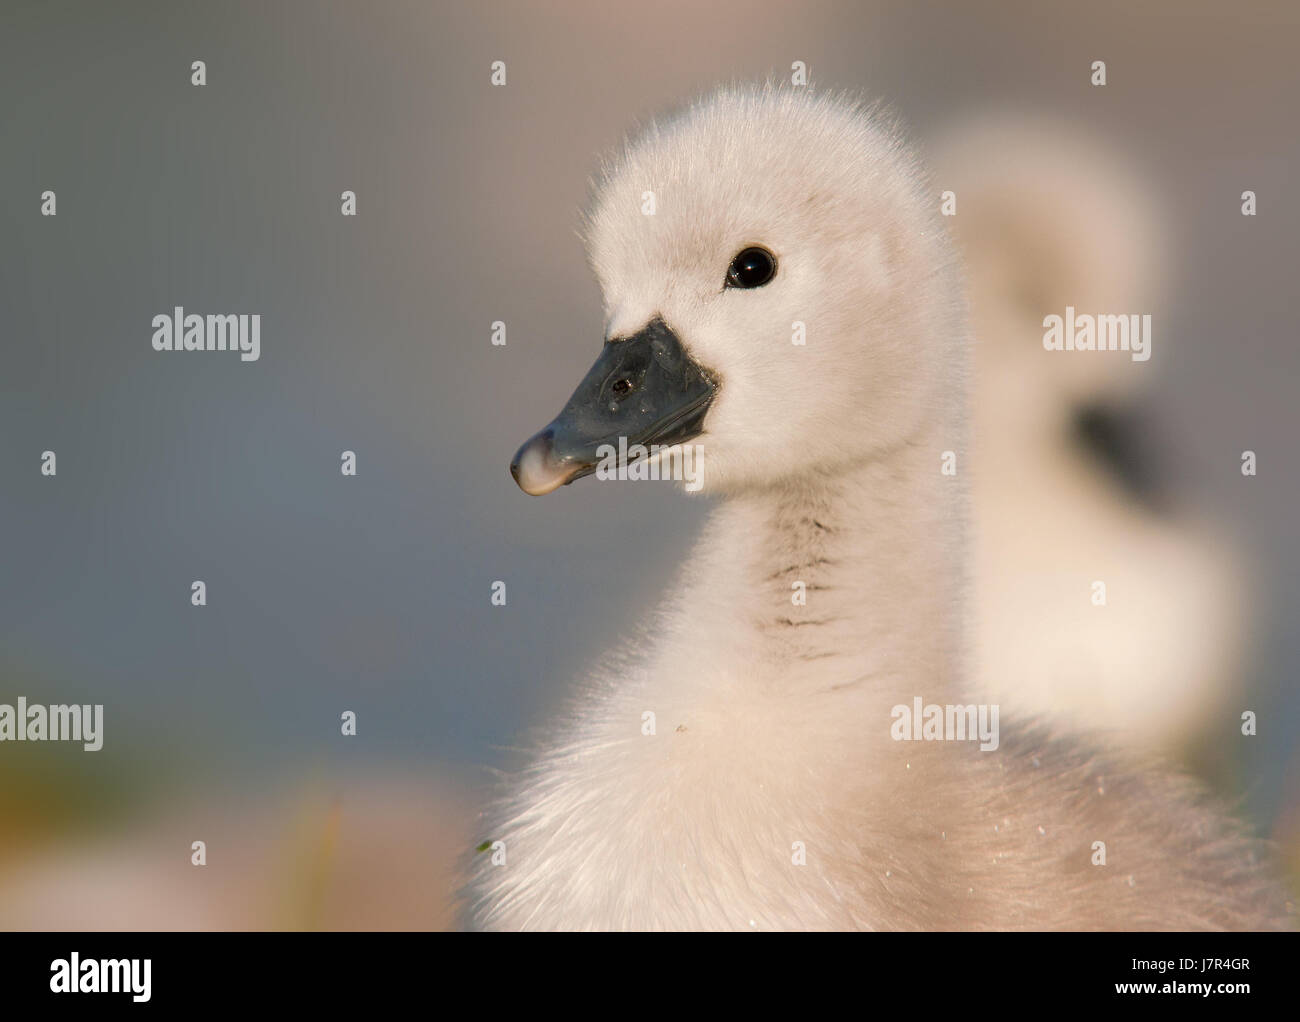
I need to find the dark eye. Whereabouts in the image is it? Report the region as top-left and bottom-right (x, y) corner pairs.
(725, 246), (777, 289)
(611, 378), (634, 395)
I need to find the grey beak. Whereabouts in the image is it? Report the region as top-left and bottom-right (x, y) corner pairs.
(510, 318), (716, 495)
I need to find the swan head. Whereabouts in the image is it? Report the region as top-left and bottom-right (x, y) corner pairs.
(512, 86), (962, 496)
(932, 114), (1167, 425)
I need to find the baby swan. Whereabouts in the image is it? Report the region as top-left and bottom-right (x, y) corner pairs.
(931, 115), (1251, 759)
(473, 86), (1290, 930)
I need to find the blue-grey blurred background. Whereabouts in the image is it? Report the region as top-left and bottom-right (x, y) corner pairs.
(1, 0), (1297, 928)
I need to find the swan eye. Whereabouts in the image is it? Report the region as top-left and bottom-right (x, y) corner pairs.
(725, 246), (777, 289)
(611, 378), (634, 395)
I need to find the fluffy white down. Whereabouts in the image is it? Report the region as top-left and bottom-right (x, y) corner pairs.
(470, 86), (1289, 930)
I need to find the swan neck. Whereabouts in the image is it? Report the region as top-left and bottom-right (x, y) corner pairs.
(712, 443), (967, 700)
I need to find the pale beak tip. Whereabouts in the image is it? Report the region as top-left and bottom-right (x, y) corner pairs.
(511, 430), (575, 496)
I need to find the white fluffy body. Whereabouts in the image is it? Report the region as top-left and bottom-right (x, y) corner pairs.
(470, 86), (1289, 930)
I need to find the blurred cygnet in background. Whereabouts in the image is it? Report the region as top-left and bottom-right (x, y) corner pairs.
(931, 113), (1250, 759)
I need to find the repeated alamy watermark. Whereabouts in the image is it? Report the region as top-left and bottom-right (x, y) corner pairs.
(891, 696), (999, 752)
(152, 306), (260, 362)
(0, 696), (103, 751)
(1043, 306), (1151, 362)
(595, 437), (704, 492)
